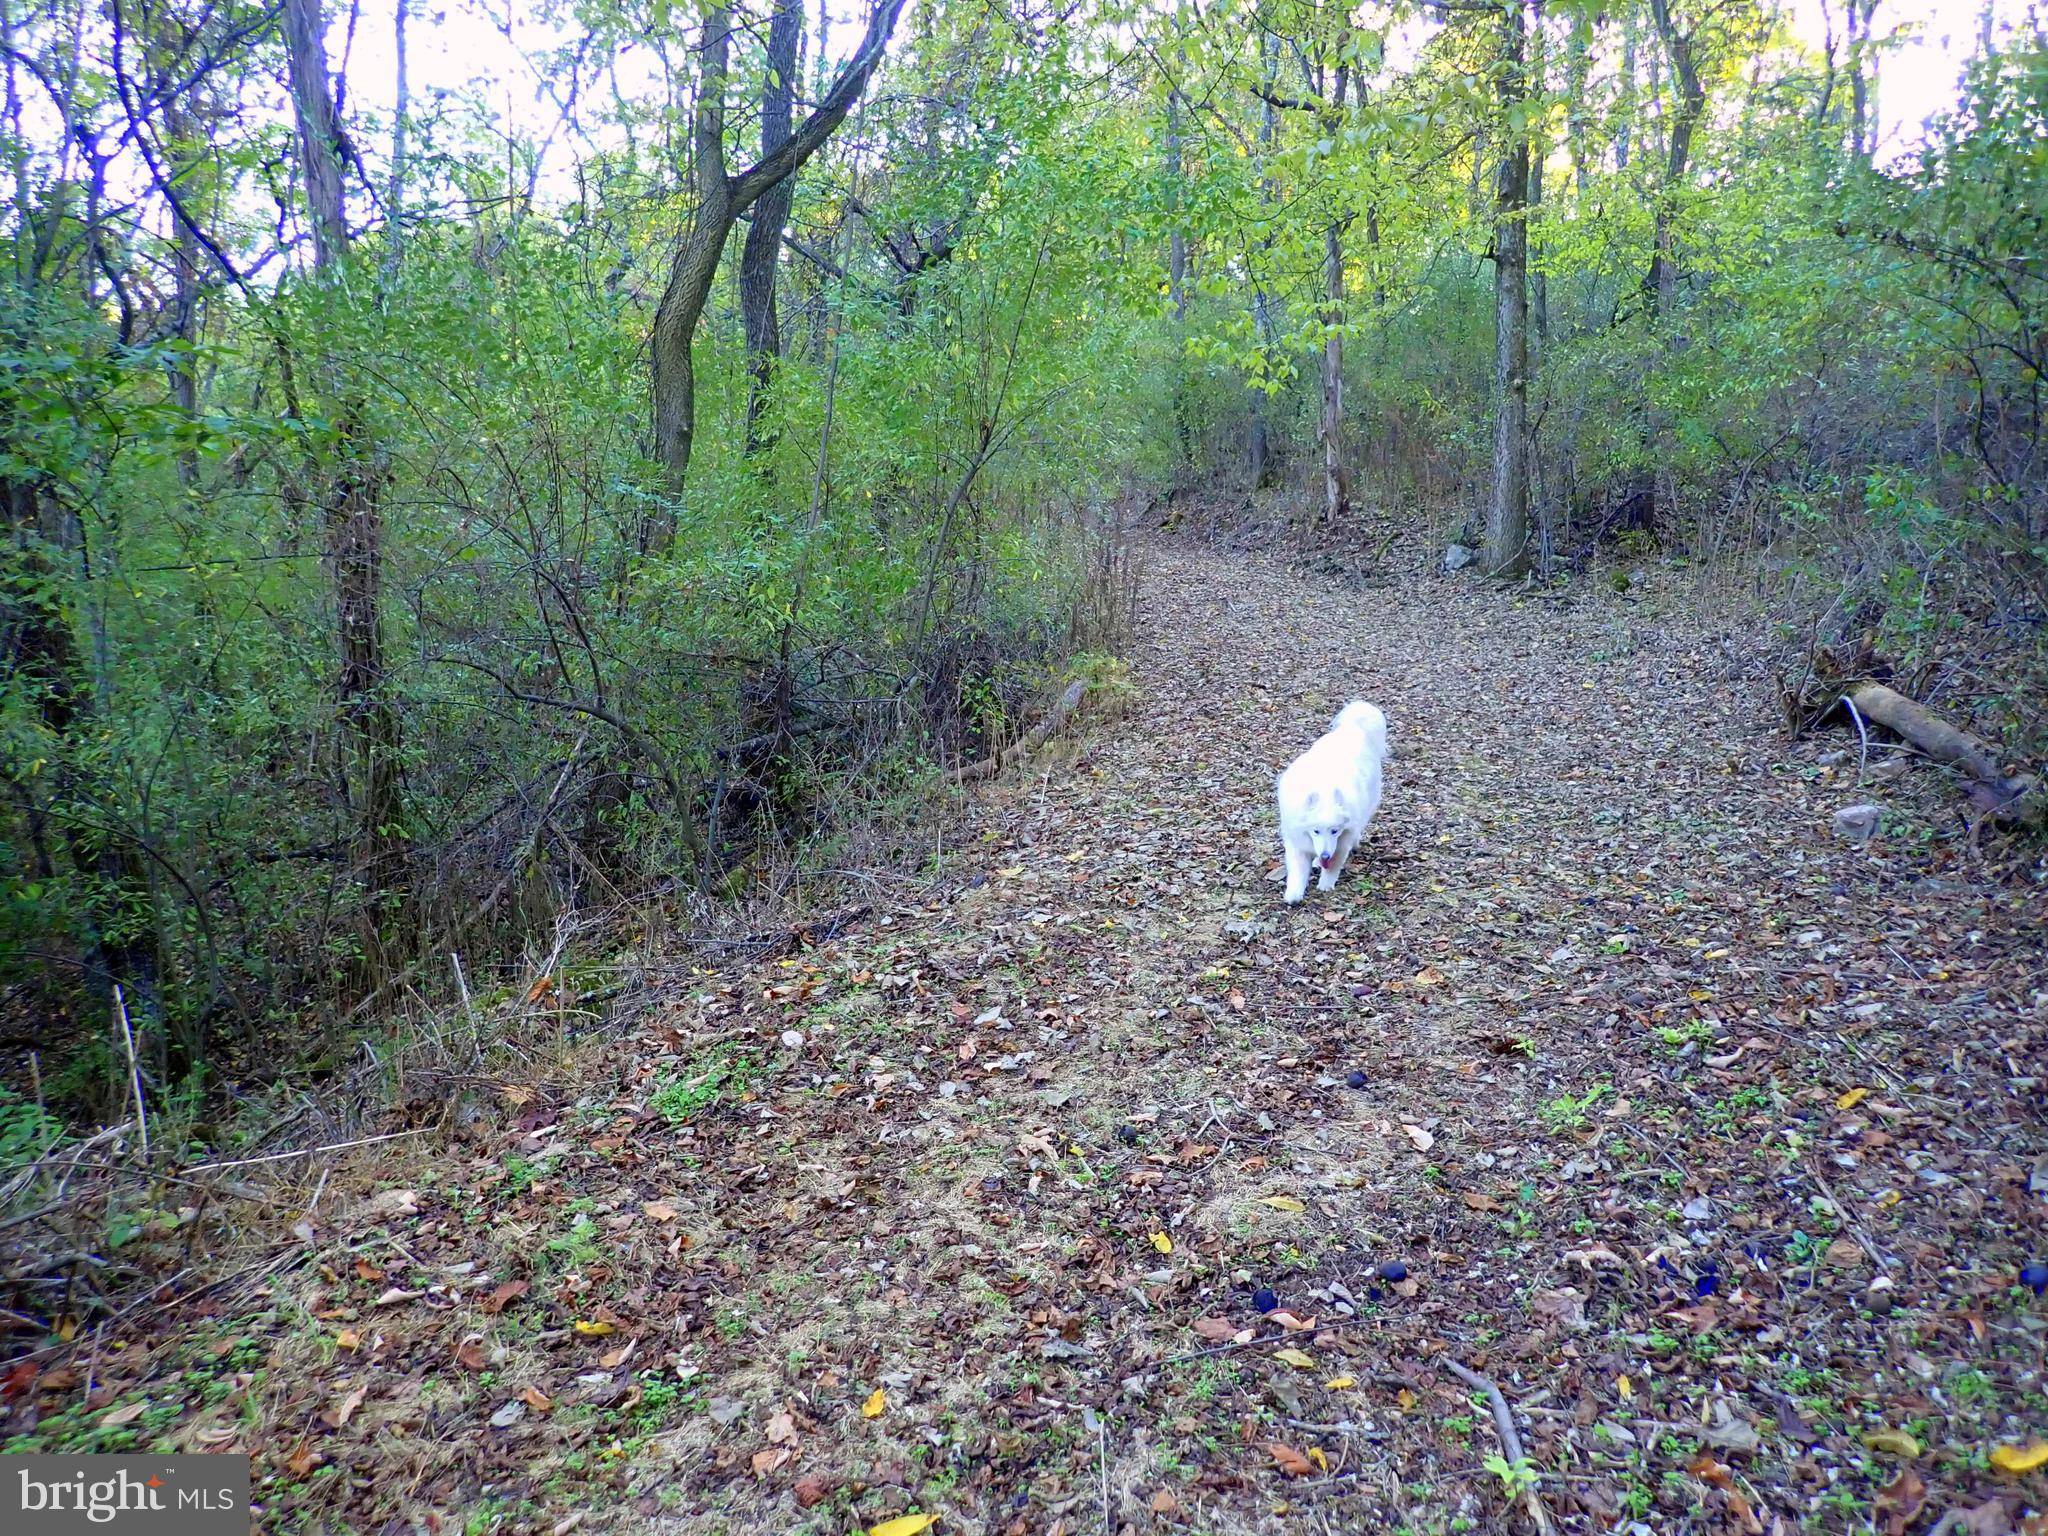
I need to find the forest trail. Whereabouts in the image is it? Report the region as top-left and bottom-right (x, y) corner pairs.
(64, 537), (2048, 1535)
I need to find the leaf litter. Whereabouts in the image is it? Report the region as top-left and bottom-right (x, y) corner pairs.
(12, 536), (2047, 1534)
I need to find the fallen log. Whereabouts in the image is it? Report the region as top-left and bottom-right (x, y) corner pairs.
(1845, 683), (2042, 825)
(950, 678), (1089, 785)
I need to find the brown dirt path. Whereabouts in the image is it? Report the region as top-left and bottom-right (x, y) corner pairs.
(20, 536), (2046, 1536)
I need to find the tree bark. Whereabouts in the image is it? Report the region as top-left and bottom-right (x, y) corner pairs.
(648, 0), (908, 526)
(1317, 57), (1353, 527)
(1645, 0), (1703, 320)
(282, 0), (406, 944)
(282, 0), (347, 269)
(1484, 0), (1531, 578)
(740, 0), (804, 454)
(383, 0), (409, 276)
(1847, 683), (2041, 824)
(1248, 25), (1277, 489)
(1319, 218), (1349, 524)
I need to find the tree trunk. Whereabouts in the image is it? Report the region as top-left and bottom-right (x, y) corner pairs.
(648, 0), (907, 520)
(1484, 0), (1531, 578)
(1529, 0), (1548, 364)
(1166, 38), (1191, 476)
(282, 0), (347, 269)
(1319, 219), (1349, 524)
(740, 0), (804, 454)
(1566, 6), (1593, 193)
(1616, 18), (1634, 172)
(1248, 26), (1277, 489)
(283, 0), (406, 950)
(1645, 0), (1704, 322)
(383, 0), (409, 276)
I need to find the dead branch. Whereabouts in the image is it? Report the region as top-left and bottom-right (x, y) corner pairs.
(949, 679), (1089, 785)
(1846, 683), (2041, 824)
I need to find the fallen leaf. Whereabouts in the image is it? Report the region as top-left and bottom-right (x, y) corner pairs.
(643, 1201), (677, 1222)
(335, 1328), (362, 1352)
(321, 1383), (368, 1429)
(1268, 1309), (1317, 1332)
(1863, 1427), (1922, 1459)
(455, 1339), (488, 1371)
(1308, 1447), (1330, 1471)
(1991, 1441), (2048, 1476)
(365, 1189), (419, 1220)
(1836, 1087), (1870, 1110)
(1192, 1317), (1237, 1342)
(285, 1442), (322, 1475)
(480, 1280), (529, 1315)
(868, 1516), (938, 1536)
(1462, 1192), (1502, 1212)
(793, 1475), (831, 1509)
(765, 1408), (798, 1445)
(489, 1399), (525, 1429)
(1151, 1488), (1180, 1514)
(1396, 1388), (1416, 1411)
(1618, 1374), (1633, 1399)
(751, 1446), (792, 1477)
(1256, 1195), (1306, 1213)
(1877, 1468), (1927, 1529)
(524, 974), (554, 1003)
(863, 1389), (886, 1419)
(1273, 1348), (1315, 1368)
(572, 1319), (616, 1338)
(1265, 1441), (1313, 1477)
(1324, 1376), (1355, 1390)
(100, 1401), (147, 1428)
(1150, 1231), (1173, 1253)
(372, 1287), (422, 1307)
(1400, 1123), (1435, 1153)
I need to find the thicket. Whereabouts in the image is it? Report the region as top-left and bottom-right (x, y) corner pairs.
(3, 0), (2042, 1130)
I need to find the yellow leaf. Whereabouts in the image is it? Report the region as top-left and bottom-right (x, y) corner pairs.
(1396, 1387), (1416, 1411)
(1324, 1376), (1355, 1390)
(1309, 1447), (1330, 1471)
(1618, 1374), (1634, 1399)
(1836, 1087), (1870, 1110)
(572, 1320), (616, 1338)
(1257, 1196), (1306, 1213)
(862, 1389), (886, 1419)
(1274, 1348), (1315, 1368)
(1990, 1441), (2048, 1476)
(1862, 1428), (1920, 1458)
(1150, 1232), (1173, 1254)
(869, 1516), (938, 1536)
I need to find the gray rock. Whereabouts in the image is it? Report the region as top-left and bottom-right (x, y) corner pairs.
(1831, 804), (1884, 844)
(1443, 543), (1477, 572)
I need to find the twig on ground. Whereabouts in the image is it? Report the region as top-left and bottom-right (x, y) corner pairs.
(179, 1128), (426, 1175)
(114, 986), (149, 1161)
(1444, 1360), (1554, 1536)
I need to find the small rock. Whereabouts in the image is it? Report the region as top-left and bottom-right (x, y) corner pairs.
(1115, 1124), (1139, 1145)
(1345, 1070), (1367, 1089)
(1831, 803), (1884, 845)
(1443, 543), (1477, 572)
(779, 1030), (804, 1049)
(2021, 1261), (2048, 1295)
(1681, 1196), (1714, 1223)
(489, 1400), (526, 1429)
(1252, 1287), (1279, 1314)
(1375, 1261), (1408, 1283)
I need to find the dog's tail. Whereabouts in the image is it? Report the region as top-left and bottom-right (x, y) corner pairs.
(1333, 700), (1389, 763)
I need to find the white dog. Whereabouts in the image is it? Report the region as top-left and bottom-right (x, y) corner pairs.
(1276, 701), (1388, 904)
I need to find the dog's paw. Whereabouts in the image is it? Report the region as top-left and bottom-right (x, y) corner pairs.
(1283, 889), (1306, 905)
